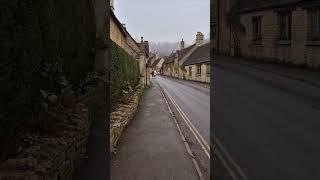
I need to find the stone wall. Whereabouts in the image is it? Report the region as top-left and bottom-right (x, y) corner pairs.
(110, 86), (143, 154)
(162, 63), (174, 76)
(184, 64), (210, 83)
(0, 103), (90, 179)
(110, 17), (124, 48)
(215, 1), (320, 67)
(239, 7), (320, 67)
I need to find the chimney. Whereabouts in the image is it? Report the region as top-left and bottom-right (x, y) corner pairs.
(180, 38), (185, 50)
(196, 32), (204, 46)
(141, 36), (144, 43)
(122, 23), (126, 29)
(156, 51), (159, 59)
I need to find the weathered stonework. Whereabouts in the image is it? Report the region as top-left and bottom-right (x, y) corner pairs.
(0, 103), (90, 180)
(213, 0), (320, 67)
(110, 86), (144, 154)
(184, 64), (210, 83)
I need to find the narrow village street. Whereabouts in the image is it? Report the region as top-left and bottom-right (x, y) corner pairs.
(111, 76), (210, 180)
(213, 57), (320, 180)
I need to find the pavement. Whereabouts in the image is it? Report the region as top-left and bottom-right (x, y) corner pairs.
(111, 79), (199, 180)
(213, 57), (320, 180)
(155, 76), (210, 179)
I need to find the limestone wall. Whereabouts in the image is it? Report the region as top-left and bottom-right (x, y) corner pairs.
(239, 7), (320, 67)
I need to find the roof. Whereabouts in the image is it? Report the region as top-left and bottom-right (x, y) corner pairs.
(177, 44), (196, 60)
(152, 58), (162, 67)
(149, 53), (156, 65)
(163, 53), (176, 64)
(183, 43), (210, 66)
(237, 0), (304, 13)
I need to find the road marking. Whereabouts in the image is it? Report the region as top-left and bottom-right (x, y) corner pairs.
(157, 82), (205, 180)
(213, 134), (249, 180)
(157, 78), (248, 180)
(162, 86), (210, 159)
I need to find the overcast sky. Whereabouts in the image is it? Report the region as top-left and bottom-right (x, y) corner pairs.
(113, 0), (210, 44)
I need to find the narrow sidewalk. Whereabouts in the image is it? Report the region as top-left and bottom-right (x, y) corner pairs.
(111, 80), (199, 180)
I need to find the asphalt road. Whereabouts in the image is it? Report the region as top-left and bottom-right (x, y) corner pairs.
(213, 61), (320, 180)
(155, 76), (210, 145)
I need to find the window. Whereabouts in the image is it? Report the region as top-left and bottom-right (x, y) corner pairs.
(279, 11), (292, 40)
(252, 16), (262, 42)
(308, 8), (320, 40)
(189, 66), (192, 76)
(196, 65), (201, 75)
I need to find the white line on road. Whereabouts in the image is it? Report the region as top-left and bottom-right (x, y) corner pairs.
(162, 86), (210, 159)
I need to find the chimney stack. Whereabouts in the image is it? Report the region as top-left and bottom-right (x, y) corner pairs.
(180, 38), (185, 50)
(196, 32), (204, 46)
(141, 36), (144, 43)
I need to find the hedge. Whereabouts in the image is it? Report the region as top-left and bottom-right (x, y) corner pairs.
(0, 0), (96, 159)
(111, 42), (140, 105)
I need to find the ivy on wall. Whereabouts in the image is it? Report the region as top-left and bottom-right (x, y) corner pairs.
(0, 0), (96, 159)
(111, 42), (140, 105)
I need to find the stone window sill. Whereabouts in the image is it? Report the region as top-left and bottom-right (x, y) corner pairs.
(277, 40), (291, 45)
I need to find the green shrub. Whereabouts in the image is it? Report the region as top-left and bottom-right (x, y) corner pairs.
(111, 42), (140, 105)
(0, 0), (96, 159)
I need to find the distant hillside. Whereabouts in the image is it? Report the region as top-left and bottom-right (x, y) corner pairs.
(148, 41), (183, 57)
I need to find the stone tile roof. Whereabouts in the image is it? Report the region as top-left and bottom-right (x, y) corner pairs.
(163, 53), (176, 64)
(183, 43), (210, 66)
(237, 0), (304, 13)
(152, 58), (161, 68)
(177, 44), (196, 60)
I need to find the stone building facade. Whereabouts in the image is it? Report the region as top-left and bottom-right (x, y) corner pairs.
(213, 0), (320, 67)
(162, 54), (175, 76)
(137, 37), (151, 86)
(110, 7), (151, 86)
(183, 43), (210, 83)
(162, 32), (210, 83)
(110, 10), (140, 59)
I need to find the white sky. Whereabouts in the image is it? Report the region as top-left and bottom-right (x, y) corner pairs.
(113, 0), (210, 44)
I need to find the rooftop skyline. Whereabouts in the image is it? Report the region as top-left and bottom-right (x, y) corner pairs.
(113, 0), (210, 44)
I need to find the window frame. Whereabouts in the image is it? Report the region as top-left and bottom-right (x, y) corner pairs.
(278, 11), (292, 41)
(252, 16), (262, 43)
(308, 7), (320, 41)
(196, 65), (201, 76)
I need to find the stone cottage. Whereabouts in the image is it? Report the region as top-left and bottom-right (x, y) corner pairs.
(213, 0), (320, 67)
(161, 32), (210, 83)
(162, 53), (175, 76)
(183, 42), (210, 83)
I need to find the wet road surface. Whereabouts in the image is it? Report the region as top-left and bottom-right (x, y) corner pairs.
(213, 61), (320, 180)
(155, 76), (210, 145)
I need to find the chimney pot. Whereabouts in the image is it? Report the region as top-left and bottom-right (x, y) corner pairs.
(196, 32), (204, 46)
